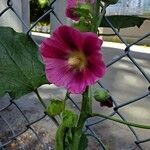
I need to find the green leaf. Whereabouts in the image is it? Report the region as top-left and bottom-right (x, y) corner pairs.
(46, 100), (63, 117)
(78, 3), (92, 11)
(75, 3), (93, 20)
(0, 27), (48, 99)
(77, 3), (92, 15)
(100, 15), (149, 30)
(62, 110), (78, 127)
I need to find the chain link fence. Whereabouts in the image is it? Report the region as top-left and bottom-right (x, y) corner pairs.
(0, 0), (150, 149)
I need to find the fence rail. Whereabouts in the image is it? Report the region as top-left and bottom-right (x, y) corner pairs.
(106, 0), (150, 16)
(0, 0), (150, 149)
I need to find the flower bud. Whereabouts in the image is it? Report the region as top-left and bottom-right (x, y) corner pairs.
(100, 97), (113, 108)
(46, 99), (63, 116)
(94, 88), (113, 108)
(94, 88), (110, 102)
(62, 110), (78, 127)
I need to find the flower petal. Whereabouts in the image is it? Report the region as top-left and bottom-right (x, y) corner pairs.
(83, 69), (99, 85)
(40, 37), (70, 59)
(53, 25), (84, 51)
(87, 54), (106, 78)
(44, 58), (76, 88)
(66, 8), (80, 21)
(66, 0), (77, 8)
(68, 71), (86, 94)
(82, 32), (103, 56)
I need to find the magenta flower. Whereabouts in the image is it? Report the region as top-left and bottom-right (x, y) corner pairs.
(40, 25), (106, 94)
(66, 0), (95, 21)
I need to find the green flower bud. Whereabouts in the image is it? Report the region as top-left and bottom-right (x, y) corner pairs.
(73, 17), (91, 32)
(62, 110), (78, 127)
(46, 99), (63, 117)
(76, 4), (91, 19)
(94, 88), (110, 102)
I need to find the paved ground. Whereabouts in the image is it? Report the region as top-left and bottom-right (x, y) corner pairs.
(0, 42), (150, 150)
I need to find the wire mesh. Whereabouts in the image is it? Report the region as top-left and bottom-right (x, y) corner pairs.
(0, 0), (150, 149)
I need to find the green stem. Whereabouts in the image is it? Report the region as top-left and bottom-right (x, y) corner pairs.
(92, 113), (150, 129)
(71, 87), (92, 150)
(55, 125), (67, 150)
(77, 87), (92, 128)
(63, 91), (69, 112)
(92, 1), (108, 33)
(95, 4), (107, 31)
(71, 129), (83, 150)
(92, 0), (101, 32)
(34, 89), (59, 127)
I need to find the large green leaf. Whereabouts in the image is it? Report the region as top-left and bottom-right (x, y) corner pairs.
(0, 27), (48, 99)
(100, 15), (149, 30)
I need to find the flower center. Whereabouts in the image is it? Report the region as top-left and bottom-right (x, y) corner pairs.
(68, 51), (87, 70)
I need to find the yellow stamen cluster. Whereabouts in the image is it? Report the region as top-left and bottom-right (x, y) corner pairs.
(68, 51), (87, 70)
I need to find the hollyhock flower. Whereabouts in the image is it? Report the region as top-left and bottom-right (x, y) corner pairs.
(40, 25), (106, 94)
(66, 0), (95, 21)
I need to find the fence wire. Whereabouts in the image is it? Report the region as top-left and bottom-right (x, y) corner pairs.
(0, 0), (150, 150)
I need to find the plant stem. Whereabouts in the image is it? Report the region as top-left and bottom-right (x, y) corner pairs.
(92, 113), (150, 129)
(63, 91), (69, 111)
(92, 1), (108, 33)
(92, 0), (101, 32)
(95, 3), (107, 31)
(77, 87), (92, 128)
(34, 89), (59, 127)
(55, 125), (66, 150)
(71, 87), (92, 150)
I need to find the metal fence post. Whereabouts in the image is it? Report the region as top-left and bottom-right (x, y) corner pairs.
(21, 0), (30, 32)
(0, 0), (30, 32)
(50, 0), (71, 32)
